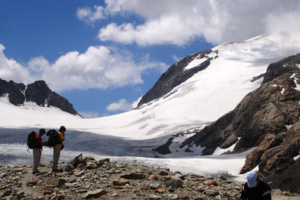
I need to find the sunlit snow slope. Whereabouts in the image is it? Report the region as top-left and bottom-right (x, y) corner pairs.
(1, 34), (300, 140)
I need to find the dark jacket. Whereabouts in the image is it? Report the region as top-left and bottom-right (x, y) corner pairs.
(241, 180), (271, 200)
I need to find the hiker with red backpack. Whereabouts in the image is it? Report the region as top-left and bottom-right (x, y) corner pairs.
(32, 129), (46, 174)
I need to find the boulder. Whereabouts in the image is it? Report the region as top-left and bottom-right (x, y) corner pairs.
(165, 177), (183, 189)
(45, 177), (66, 187)
(113, 178), (130, 186)
(203, 179), (218, 186)
(82, 189), (106, 198)
(120, 173), (146, 179)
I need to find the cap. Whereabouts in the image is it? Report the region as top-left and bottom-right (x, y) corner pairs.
(247, 171), (258, 188)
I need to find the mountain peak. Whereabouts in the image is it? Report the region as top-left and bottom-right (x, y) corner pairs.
(137, 49), (216, 107)
(0, 79), (79, 116)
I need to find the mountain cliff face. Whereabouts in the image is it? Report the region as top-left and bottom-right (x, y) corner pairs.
(137, 49), (216, 107)
(154, 53), (300, 193)
(0, 79), (79, 116)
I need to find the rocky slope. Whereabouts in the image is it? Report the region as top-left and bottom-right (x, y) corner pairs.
(0, 79), (79, 116)
(0, 156), (299, 200)
(137, 49), (216, 107)
(154, 54), (300, 193)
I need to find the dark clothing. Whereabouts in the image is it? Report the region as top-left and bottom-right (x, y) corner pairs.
(241, 180), (271, 200)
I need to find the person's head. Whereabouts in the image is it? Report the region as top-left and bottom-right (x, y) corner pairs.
(39, 129), (46, 136)
(247, 171), (258, 188)
(59, 126), (66, 133)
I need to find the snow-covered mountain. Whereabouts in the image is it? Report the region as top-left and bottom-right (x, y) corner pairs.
(1, 33), (300, 188)
(2, 34), (299, 138)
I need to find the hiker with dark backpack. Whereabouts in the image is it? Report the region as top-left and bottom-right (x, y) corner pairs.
(32, 129), (46, 174)
(52, 126), (66, 172)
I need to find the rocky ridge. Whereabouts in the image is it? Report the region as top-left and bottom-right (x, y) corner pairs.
(0, 79), (79, 116)
(0, 156), (299, 200)
(137, 49), (217, 107)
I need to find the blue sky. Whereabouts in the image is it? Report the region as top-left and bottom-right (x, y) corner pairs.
(1, 0), (299, 118)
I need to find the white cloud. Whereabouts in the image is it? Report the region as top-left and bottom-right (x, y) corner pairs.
(28, 56), (51, 80)
(0, 44), (167, 92)
(172, 54), (181, 63)
(0, 45), (33, 84)
(47, 46), (166, 91)
(131, 96), (142, 109)
(76, 5), (105, 25)
(92, 0), (300, 45)
(98, 15), (195, 46)
(265, 10), (300, 37)
(106, 96), (142, 113)
(106, 98), (133, 112)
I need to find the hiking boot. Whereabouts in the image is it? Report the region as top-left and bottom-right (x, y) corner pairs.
(52, 169), (63, 173)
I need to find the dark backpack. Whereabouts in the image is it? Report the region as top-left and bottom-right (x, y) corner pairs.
(27, 131), (37, 149)
(46, 129), (60, 147)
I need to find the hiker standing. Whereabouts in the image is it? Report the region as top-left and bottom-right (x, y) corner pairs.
(241, 171), (272, 200)
(52, 126), (66, 172)
(32, 129), (46, 174)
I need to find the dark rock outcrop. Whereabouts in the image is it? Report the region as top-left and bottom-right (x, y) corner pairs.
(241, 120), (300, 176)
(153, 137), (174, 155)
(0, 79), (26, 105)
(223, 69), (299, 153)
(262, 54), (300, 84)
(137, 49), (217, 107)
(180, 111), (235, 155)
(264, 158), (300, 194)
(0, 79), (79, 116)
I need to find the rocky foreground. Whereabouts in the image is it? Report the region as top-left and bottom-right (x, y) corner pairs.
(0, 156), (299, 200)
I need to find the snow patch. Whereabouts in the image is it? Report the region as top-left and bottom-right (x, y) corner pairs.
(213, 138), (241, 155)
(281, 88), (285, 95)
(291, 73), (300, 91)
(286, 125), (292, 131)
(184, 57), (207, 70)
(294, 153), (300, 161)
(184, 51), (217, 71)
